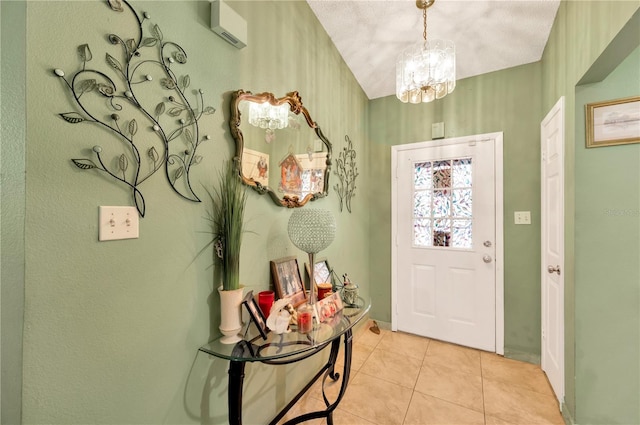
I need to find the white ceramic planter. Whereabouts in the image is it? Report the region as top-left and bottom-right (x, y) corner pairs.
(218, 286), (244, 344)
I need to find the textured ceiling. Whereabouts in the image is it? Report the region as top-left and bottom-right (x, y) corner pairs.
(306, 0), (561, 99)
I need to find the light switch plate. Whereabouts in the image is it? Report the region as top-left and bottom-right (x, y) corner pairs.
(99, 206), (139, 241)
(514, 211), (531, 225)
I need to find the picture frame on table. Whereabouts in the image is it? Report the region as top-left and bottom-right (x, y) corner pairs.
(242, 290), (268, 340)
(314, 291), (344, 323)
(586, 96), (640, 148)
(305, 258), (332, 287)
(270, 256), (306, 307)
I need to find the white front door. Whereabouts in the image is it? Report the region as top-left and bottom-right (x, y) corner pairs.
(541, 97), (565, 405)
(392, 133), (503, 352)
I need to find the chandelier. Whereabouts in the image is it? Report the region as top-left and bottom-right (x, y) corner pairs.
(396, 0), (456, 103)
(248, 101), (289, 130)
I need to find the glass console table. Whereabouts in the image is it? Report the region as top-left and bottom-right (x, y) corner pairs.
(199, 296), (370, 425)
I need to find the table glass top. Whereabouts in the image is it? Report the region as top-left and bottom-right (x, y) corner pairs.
(199, 296), (370, 362)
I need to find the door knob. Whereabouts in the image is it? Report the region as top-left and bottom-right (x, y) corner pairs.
(547, 265), (561, 275)
(483, 255), (492, 263)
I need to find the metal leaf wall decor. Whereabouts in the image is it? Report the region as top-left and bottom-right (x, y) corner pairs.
(334, 135), (359, 213)
(54, 0), (216, 217)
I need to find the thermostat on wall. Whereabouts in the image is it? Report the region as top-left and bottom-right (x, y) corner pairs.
(211, 0), (247, 49)
(432, 122), (445, 139)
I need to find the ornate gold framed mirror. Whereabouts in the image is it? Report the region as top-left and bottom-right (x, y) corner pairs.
(229, 90), (332, 207)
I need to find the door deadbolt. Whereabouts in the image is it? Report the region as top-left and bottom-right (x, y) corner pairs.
(483, 240), (492, 247)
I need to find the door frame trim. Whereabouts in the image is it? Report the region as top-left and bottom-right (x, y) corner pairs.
(391, 132), (504, 355)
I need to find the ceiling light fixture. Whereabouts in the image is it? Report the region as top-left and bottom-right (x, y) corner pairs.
(396, 0), (456, 103)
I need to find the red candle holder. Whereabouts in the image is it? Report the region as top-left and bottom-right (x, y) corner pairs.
(258, 291), (275, 318)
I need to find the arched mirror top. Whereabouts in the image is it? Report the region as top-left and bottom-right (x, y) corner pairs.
(230, 90), (332, 208)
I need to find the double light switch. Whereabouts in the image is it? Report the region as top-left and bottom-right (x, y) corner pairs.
(99, 206), (139, 241)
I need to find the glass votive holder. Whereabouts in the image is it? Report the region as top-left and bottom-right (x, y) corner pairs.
(297, 303), (313, 334)
(342, 284), (359, 306)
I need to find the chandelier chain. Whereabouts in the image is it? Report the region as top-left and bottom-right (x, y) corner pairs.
(423, 6), (427, 41)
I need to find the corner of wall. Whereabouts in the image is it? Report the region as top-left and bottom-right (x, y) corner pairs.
(0, 0), (27, 423)
(503, 348), (541, 365)
(562, 402), (576, 425)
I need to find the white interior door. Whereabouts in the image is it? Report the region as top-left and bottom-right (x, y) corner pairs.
(541, 97), (565, 405)
(392, 134), (503, 352)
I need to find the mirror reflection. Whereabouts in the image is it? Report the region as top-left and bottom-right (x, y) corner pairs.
(230, 90), (332, 207)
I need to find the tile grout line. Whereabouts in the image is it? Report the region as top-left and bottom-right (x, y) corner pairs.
(401, 337), (432, 424)
(402, 388), (419, 425)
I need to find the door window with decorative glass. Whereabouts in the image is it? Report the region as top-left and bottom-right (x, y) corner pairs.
(413, 158), (472, 248)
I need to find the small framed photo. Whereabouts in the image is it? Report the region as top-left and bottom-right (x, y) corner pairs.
(314, 291), (344, 323)
(305, 258), (332, 286)
(586, 96), (640, 148)
(270, 256), (306, 307)
(242, 290), (268, 340)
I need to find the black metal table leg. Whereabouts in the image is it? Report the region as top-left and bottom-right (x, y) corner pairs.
(326, 334), (342, 381)
(228, 360), (246, 425)
(280, 328), (354, 425)
(323, 328), (354, 425)
(328, 328), (353, 407)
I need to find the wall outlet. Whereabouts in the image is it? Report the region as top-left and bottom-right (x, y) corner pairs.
(514, 211), (531, 225)
(99, 206), (139, 241)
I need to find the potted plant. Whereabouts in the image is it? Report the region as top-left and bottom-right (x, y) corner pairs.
(205, 160), (248, 344)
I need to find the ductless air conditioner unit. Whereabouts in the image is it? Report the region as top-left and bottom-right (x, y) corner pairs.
(211, 0), (247, 49)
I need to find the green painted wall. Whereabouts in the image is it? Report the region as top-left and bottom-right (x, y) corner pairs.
(1, 1), (27, 424)
(541, 2), (639, 423)
(574, 46), (640, 425)
(15, 1), (370, 423)
(369, 63), (544, 360)
(5, 0), (640, 423)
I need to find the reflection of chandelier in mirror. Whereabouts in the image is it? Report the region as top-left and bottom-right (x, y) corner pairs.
(248, 102), (289, 130)
(396, 0), (456, 104)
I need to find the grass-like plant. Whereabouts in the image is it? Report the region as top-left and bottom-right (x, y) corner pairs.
(203, 161), (248, 291)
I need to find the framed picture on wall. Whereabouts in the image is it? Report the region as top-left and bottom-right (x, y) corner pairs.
(270, 256), (306, 307)
(586, 96), (640, 148)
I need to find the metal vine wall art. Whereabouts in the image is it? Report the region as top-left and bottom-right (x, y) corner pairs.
(54, 0), (216, 217)
(334, 135), (359, 213)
